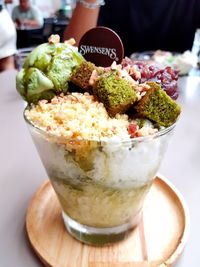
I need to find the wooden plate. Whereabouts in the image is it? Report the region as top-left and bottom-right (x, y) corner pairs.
(26, 175), (190, 267)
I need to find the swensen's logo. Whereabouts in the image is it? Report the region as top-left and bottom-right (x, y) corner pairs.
(79, 45), (117, 60)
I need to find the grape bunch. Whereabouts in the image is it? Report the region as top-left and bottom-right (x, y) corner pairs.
(122, 58), (179, 100)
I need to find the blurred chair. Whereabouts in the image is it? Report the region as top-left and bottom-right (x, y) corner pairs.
(43, 17), (69, 41)
(42, 17), (54, 42)
(16, 18), (55, 48)
(16, 27), (43, 48)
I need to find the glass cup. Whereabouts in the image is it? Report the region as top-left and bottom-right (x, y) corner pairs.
(24, 110), (176, 246)
(15, 47), (34, 71)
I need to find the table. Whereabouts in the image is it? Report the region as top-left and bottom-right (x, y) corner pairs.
(0, 70), (200, 266)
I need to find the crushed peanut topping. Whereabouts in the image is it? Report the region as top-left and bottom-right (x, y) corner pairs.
(64, 38), (76, 46)
(48, 34), (60, 44)
(25, 93), (130, 141)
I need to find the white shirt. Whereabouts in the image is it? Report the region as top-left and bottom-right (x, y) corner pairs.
(0, 8), (17, 59)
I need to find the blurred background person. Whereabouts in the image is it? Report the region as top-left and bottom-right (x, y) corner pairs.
(0, 0), (17, 71)
(12, 0), (43, 29)
(64, 0), (100, 46)
(4, 0), (13, 15)
(64, 0), (200, 57)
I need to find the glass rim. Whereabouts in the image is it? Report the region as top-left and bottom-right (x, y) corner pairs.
(23, 106), (177, 144)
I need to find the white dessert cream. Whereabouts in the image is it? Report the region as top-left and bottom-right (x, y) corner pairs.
(25, 92), (173, 228)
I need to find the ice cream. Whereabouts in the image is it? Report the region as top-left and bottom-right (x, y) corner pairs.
(16, 36), (84, 104)
(20, 35), (181, 245)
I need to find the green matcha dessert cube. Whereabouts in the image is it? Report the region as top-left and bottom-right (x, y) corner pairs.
(70, 61), (96, 91)
(135, 82), (181, 127)
(93, 71), (137, 116)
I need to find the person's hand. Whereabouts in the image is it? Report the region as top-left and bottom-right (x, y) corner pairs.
(15, 19), (27, 29)
(15, 18), (21, 28)
(22, 19), (41, 28)
(22, 19), (29, 27)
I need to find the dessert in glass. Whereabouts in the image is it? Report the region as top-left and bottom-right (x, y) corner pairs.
(17, 35), (181, 246)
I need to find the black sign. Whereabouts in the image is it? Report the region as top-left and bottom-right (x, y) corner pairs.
(79, 27), (124, 67)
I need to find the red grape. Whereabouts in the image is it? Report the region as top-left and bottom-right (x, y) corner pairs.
(121, 58), (179, 99)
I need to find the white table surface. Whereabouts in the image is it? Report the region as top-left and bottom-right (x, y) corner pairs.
(0, 69), (200, 267)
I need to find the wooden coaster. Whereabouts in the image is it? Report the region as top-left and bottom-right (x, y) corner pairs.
(26, 175), (190, 267)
